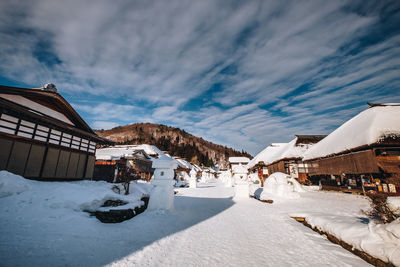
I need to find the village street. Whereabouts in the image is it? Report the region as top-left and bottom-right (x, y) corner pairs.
(0, 174), (373, 267)
(108, 181), (370, 266)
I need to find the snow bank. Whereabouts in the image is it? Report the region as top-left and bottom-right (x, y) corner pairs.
(305, 215), (400, 266)
(304, 105), (400, 160)
(0, 171), (33, 198)
(259, 172), (305, 200)
(0, 171), (152, 212)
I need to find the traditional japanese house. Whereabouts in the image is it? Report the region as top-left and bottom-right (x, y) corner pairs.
(266, 135), (326, 183)
(247, 143), (287, 186)
(303, 103), (400, 195)
(94, 146), (153, 182)
(0, 84), (114, 181)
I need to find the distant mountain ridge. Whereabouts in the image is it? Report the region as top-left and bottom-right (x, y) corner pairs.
(95, 123), (251, 168)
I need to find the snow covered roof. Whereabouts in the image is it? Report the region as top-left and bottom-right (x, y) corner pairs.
(130, 144), (161, 157)
(174, 158), (193, 169)
(95, 146), (150, 161)
(276, 137), (317, 161)
(303, 105), (400, 160)
(247, 143), (287, 169)
(247, 135), (324, 168)
(110, 144), (166, 157)
(228, 157), (250, 164)
(192, 164), (203, 172)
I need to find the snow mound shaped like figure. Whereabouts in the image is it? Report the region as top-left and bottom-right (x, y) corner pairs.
(260, 172), (304, 200)
(0, 171), (33, 198)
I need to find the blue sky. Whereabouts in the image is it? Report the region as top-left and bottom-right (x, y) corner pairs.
(1, 0), (399, 155)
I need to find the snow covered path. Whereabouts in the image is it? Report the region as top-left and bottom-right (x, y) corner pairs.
(110, 181), (369, 266)
(1, 179), (371, 266)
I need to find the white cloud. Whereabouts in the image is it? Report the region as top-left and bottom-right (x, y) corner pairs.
(0, 0), (399, 154)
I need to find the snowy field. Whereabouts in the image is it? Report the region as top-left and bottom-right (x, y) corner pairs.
(0, 171), (384, 267)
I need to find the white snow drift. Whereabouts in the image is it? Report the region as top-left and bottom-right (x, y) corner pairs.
(251, 172), (305, 201)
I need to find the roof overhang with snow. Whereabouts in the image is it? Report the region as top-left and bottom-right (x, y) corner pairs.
(303, 104), (400, 161)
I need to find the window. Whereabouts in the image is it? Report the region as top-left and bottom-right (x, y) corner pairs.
(0, 113), (98, 153)
(0, 114), (18, 135)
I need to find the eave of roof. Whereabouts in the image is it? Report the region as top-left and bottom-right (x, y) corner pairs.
(0, 86), (114, 145)
(0, 85), (95, 134)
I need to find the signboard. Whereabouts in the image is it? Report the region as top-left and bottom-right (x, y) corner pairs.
(289, 164), (298, 178)
(382, 184), (388, 193)
(388, 184), (396, 193)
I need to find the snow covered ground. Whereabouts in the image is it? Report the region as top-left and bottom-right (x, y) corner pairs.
(0, 171), (382, 266)
(250, 172), (400, 266)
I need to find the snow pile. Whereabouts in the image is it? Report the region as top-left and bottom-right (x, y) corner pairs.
(259, 172), (304, 200)
(0, 171), (33, 198)
(0, 171), (152, 213)
(305, 215), (400, 266)
(304, 105), (400, 160)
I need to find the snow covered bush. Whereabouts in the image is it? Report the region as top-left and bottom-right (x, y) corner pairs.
(364, 193), (399, 224)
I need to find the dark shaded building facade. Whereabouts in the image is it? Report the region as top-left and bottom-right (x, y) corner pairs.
(0, 84), (113, 181)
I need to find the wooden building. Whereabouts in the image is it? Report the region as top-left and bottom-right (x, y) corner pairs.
(247, 136), (325, 185)
(266, 135), (326, 183)
(94, 146), (153, 182)
(247, 143), (286, 186)
(303, 104), (400, 195)
(0, 84), (113, 181)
